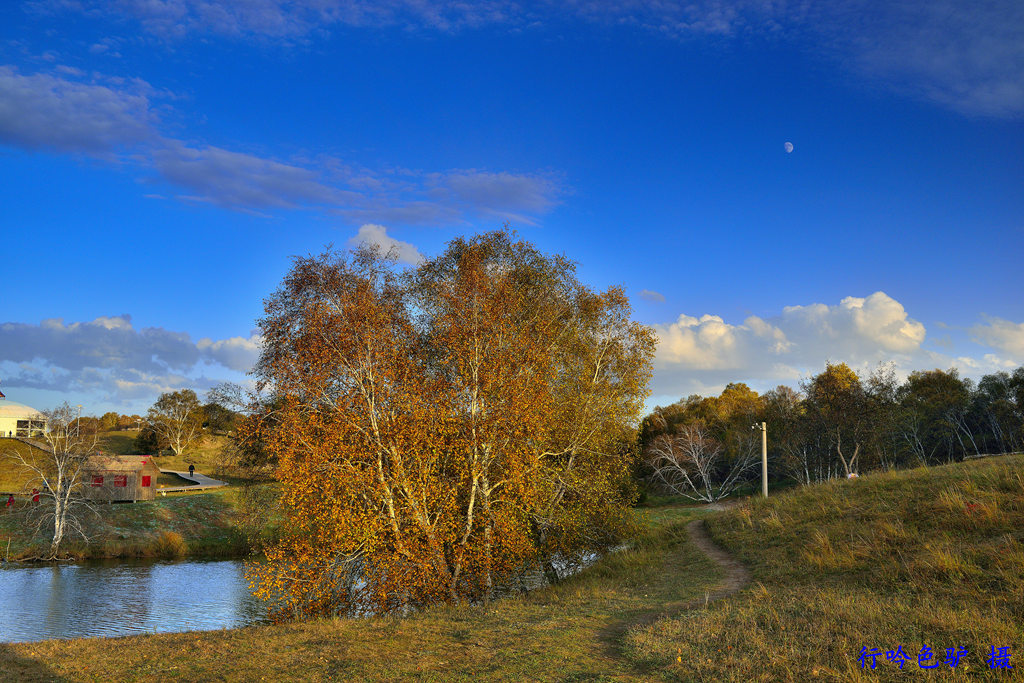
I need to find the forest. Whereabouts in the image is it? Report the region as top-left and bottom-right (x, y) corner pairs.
(640, 362), (1024, 501)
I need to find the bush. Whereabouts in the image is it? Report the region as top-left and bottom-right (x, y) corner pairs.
(153, 530), (187, 558)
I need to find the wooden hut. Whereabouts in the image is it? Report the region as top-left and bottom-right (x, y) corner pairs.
(82, 455), (161, 502)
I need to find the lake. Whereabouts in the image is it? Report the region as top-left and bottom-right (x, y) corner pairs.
(0, 559), (266, 643)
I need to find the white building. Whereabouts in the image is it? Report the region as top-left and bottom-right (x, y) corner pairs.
(0, 401), (47, 438)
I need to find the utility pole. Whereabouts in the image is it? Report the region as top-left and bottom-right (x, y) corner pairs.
(752, 422), (768, 497)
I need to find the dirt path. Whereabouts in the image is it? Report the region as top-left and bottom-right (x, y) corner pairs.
(601, 512), (753, 662)
(684, 518), (751, 600)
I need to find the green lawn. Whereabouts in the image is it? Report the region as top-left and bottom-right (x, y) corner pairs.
(157, 471), (193, 488)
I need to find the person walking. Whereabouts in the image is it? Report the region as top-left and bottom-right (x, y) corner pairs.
(188, 464), (195, 479)
(5, 494), (13, 510)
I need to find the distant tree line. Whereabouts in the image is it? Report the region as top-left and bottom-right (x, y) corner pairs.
(70, 412), (144, 434)
(641, 363), (1024, 500)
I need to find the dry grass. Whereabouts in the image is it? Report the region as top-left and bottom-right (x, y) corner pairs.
(625, 454), (1024, 681)
(0, 439), (51, 492)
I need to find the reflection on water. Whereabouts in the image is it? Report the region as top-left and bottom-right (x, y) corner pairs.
(0, 559), (266, 643)
(0, 548), (621, 643)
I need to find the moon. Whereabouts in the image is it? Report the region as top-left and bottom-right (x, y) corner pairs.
(784, 141), (794, 153)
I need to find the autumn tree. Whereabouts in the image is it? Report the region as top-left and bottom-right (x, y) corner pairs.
(146, 389), (205, 456)
(862, 363), (902, 471)
(209, 382), (283, 479)
(762, 384), (825, 484)
(641, 383), (764, 497)
(644, 361), (1024, 490)
(250, 231), (655, 618)
(118, 414), (144, 430)
(974, 371), (1024, 454)
(804, 362), (866, 478)
(134, 424), (163, 454)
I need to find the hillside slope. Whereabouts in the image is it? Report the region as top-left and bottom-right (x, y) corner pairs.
(628, 454), (1024, 680)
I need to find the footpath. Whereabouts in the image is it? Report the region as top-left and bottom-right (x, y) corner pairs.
(685, 518), (751, 600)
(157, 470), (228, 493)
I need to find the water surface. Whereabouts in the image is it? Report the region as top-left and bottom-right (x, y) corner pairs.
(0, 559), (265, 643)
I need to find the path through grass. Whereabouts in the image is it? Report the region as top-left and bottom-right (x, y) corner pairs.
(627, 454), (1024, 681)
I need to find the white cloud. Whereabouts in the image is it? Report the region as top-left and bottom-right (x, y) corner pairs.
(782, 293), (926, 354)
(440, 170), (559, 223)
(0, 315), (199, 373)
(842, 0), (1024, 117)
(652, 291), (931, 397)
(41, 0), (520, 39)
(0, 315), (261, 406)
(0, 65), (156, 156)
(639, 289), (666, 303)
(658, 314), (747, 370)
(970, 316), (1024, 360)
(0, 65), (561, 220)
(348, 224), (424, 265)
(196, 334), (263, 372)
(152, 142), (347, 209)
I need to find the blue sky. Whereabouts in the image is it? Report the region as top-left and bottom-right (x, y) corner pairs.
(1, 0), (1022, 414)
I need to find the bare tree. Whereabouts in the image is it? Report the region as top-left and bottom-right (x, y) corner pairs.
(146, 389), (205, 456)
(644, 419), (757, 502)
(3, 403), (99, 559)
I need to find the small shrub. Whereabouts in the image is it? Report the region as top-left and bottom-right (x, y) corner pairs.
(154, 530), (187, 558)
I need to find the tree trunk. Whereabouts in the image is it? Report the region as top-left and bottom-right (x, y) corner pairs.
(50, 487), (66, 559)
(481, 479), (493, 604)
(835, 429), (852, 478)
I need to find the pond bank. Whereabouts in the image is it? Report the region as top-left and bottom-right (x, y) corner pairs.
(0, 485), (277, 562)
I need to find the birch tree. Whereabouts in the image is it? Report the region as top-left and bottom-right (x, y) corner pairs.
(644, 417), (757, 502)
(249, 231), (655, 618)
(3, 403), (98, 559)
(146, 389), (205, 456)
(804, 362), (866, 478)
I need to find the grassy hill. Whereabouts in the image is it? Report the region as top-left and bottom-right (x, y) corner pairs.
(0, 439), (51, 493)
(96, 430), (236, 476)
(627, 453), (1024, 680)
(1, 437), (230, 493)
(2, 454), (1021, 681)
(0, 482), (278, 561)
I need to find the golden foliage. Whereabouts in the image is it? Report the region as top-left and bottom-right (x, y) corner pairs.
(247, 230), (655, 618)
